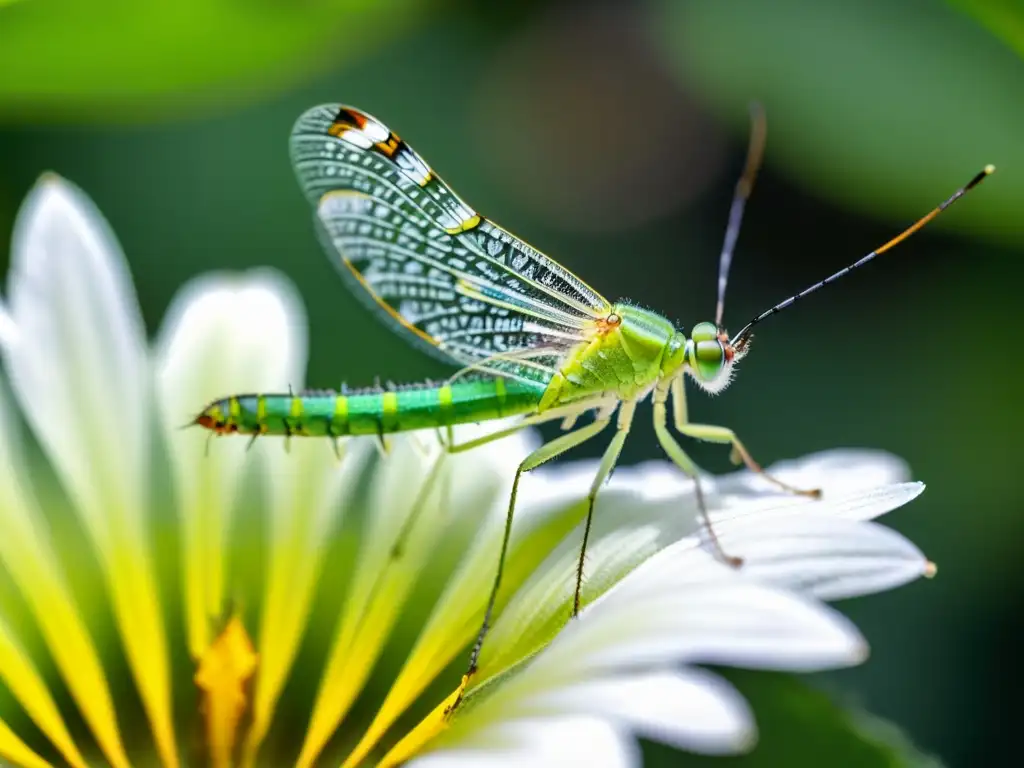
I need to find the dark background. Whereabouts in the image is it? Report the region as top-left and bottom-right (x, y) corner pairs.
(1, 0), (1021, 765)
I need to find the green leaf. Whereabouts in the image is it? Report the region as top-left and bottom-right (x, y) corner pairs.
(652, 0), (1024, 245)
(645, 670), (942, 768)
(0, 0), (424, 121)
(948, 0), (1024, 60)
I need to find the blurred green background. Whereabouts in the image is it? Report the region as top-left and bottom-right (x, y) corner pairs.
(1, 0), (1021, 766)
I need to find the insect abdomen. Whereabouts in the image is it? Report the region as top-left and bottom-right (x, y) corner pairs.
(195, 378), (544, 438)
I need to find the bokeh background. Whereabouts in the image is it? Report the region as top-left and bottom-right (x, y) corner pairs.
(1, 0), (1021, 766)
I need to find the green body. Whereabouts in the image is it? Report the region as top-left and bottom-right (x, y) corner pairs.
(538, 304), (685, 409)
(197, 304), (691, 438)
(202, 376), (546, 438)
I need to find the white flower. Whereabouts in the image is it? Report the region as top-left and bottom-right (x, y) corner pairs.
(0, 175), (931, 768)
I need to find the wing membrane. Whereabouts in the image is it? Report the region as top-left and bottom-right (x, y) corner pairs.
(290, 104), (612, 385)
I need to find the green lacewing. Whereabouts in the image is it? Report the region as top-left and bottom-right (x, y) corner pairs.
(196, 103), (992, 707)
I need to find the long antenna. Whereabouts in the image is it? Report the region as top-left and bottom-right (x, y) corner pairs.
(730, 164), (995, 349)
(715, 102), (767, 328)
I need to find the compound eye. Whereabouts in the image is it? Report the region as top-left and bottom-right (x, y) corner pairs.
(691, 321), (718, 342)
(693, 339), (725, 380)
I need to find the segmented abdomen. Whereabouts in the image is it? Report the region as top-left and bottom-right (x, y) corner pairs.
(195, 377), (545, 438)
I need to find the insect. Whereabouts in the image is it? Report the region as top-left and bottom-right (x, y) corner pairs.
(195, 103), (992, 708)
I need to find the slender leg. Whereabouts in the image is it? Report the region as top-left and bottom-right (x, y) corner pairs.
(388, 449), (447, 559)
(572, 400), (636, 616)
(670, 377), (820, 497)
(444, 402), (600, 455)
(352, 403), (606, 725)
(654, 383), (741, 566)
(391, 403), (601, 559)
(447, 406), (616, 715)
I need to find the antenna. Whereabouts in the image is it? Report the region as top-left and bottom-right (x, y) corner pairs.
(715, 102), (767, 329)
(730, 164), (995, 349)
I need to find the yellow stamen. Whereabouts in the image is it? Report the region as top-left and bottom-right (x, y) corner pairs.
(195, 616), (258, 768)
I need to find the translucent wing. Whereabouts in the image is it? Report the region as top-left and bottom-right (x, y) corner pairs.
(290, 104), (612, 386)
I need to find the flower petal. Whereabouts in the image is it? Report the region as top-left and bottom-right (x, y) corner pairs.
(0, 381), (127, 767)
(419, 550), (859, 764)
(534, 669), (754, 755)
(475, 461), (710, 679)
(0, 717), (54, 768)
(406, 716), (638, 768)
(240, 435), (366, 766)
(301, 425), (534, 768)
(340, 450), (598, 768)
(297, 434), (444, 768)
(713, 512), (931, 600)
(554, 574), (864, 675)
(714, 449), (911, 505)
(1, 175), (174, 767)
(0, 618), (90, 768)
(3, 174), (149, 524)
(155, 271), (306, 658)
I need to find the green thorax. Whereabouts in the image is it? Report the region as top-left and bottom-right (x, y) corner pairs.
(540, 302), (685, 409)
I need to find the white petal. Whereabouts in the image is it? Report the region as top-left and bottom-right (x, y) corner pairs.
(0, 380), (131, 766)
(715, 449), (911, 502)
(436, 558), (858, 764)
(710, 482), (925, 528)
(0, 303), (17, 347)
(155, 269), (306, 420)
(478, 474), (689, 675)
(535, 669), (754, 754)
(715, 513), (931, 600)
(154, 270), (306, 657)
(416, 716), (638, 768)
(1, 174), (183, 766)
(2, 174), (149, 534)
(480, 449), (923, 674)
(565, 580), (864, 673)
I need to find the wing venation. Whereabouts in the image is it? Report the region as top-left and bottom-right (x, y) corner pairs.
(291, 104), (614, 385)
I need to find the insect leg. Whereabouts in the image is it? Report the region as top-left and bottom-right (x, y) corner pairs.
(654, 383), (741, 566)
(443, 402), (598, 455)
(670, 377), (820, 497)
(384, 401), (598, 557)
(387, 409), (569, 562)
(447, 404), (615, 715)
(572, 400), (636, 617)
(384, 405), (577, 564)
(389, 449), (447, 559)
